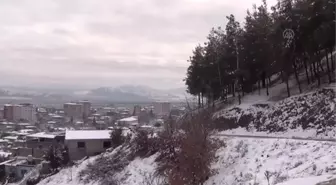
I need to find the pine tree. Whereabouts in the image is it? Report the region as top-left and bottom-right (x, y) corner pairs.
(185, 0), (335, 102)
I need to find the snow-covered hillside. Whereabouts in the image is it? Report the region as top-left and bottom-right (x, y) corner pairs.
(36, 137), (336, 185)
(36, 147), (158, 185)
(214, 85), (336, 139)
(207, 137), (336, 185)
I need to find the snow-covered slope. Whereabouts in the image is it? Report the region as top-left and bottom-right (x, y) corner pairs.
(277, 175), (335, 185)
(214, 85), (336, 139)
(207, 137), (336, 185)
(36, 137), (336, 185)
(38, 156), (99, 185)
(37, 149), (157, 185)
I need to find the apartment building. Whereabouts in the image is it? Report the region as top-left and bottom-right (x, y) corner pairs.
(4, 104), (14, 121)
(19, 103), (36, 123)
(3, 104), (36, 123)
(133, 105), (141, 116)
(64, 103), (83, 119)
(153, 101), (171, 116)
(79, 100), (91, 118)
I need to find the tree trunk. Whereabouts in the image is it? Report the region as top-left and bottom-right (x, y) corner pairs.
(266, 76), (269, 96)
(312, 60), (317, 75)
(207, 94), (210, 108)
(201, 93), (204, 107)
(330, 48), (335, 71)
(285, 72), (291, 97)
(310, 61), (315, 82)
(258, 80), (261, 95)
(261, 71), (266, 88)
(303, 56), (310, 84)
(280, 71), (284, 83)
(313, 60), (321, 86)
(317, 72), (321, 86)
(325, 49), (332, 83)
(198, 93), (201, 108)
(241, 76), (245, 96)
(232, 82), (235, 97)
(318, 60), (324, 73)
(293, 61), (302, 93)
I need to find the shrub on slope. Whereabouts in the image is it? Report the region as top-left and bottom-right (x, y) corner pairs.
(156, 111), (221, 185)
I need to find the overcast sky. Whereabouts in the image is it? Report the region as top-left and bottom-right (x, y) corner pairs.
(0, 0), (275, 90)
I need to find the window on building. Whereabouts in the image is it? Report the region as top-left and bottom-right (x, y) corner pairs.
(103, 141), (111, 148)
(77, 142), (86, 148)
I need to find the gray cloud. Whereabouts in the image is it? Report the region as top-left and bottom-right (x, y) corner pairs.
(0, 0), (275, 90)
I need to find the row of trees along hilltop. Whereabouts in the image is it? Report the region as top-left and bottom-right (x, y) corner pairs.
(184, 0), (335, 107)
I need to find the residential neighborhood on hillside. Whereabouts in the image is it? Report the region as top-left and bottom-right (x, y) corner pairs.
(0, 99), (189, 184)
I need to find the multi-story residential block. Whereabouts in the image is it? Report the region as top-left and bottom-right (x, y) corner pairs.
(3, 104), (36, 123)
(153, 101), (171, 116)
(64, 103), (83, 119)
(4, 104), (14, 121)
(133, 105), (141, 116)
(79, 100), (91, 118)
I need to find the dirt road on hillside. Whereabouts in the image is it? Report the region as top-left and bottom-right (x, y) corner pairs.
(214, 133), (336, 142)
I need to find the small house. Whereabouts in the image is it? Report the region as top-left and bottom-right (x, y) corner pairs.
(0, 156), (42, 181)
(65, 130), (112, 160)
(26, 132), (65, 149)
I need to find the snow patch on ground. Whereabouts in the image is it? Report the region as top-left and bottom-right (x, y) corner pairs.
(220, 127), (336, 139)
(206, 137), (336, 185)
(115, 154), (158, 184)
(38, 156), (100, 185)
(277, 175), (336, 185)
(36, 148), (158, 185)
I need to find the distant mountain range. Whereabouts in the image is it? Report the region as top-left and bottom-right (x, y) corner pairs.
(0, 85), (190, 103)
(80, 85), (189, 102)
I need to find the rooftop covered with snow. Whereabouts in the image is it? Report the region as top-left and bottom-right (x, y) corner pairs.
(65, 130), (111, 140)
(27, 132), (63, 139)
(119, 116), (138, 122)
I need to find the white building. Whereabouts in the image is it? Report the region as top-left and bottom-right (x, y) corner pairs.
(117, 116), (138, 127)
(64, 103), (83, 119)
(153, 101), (171, 116)
(65, 130), (112, 160)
